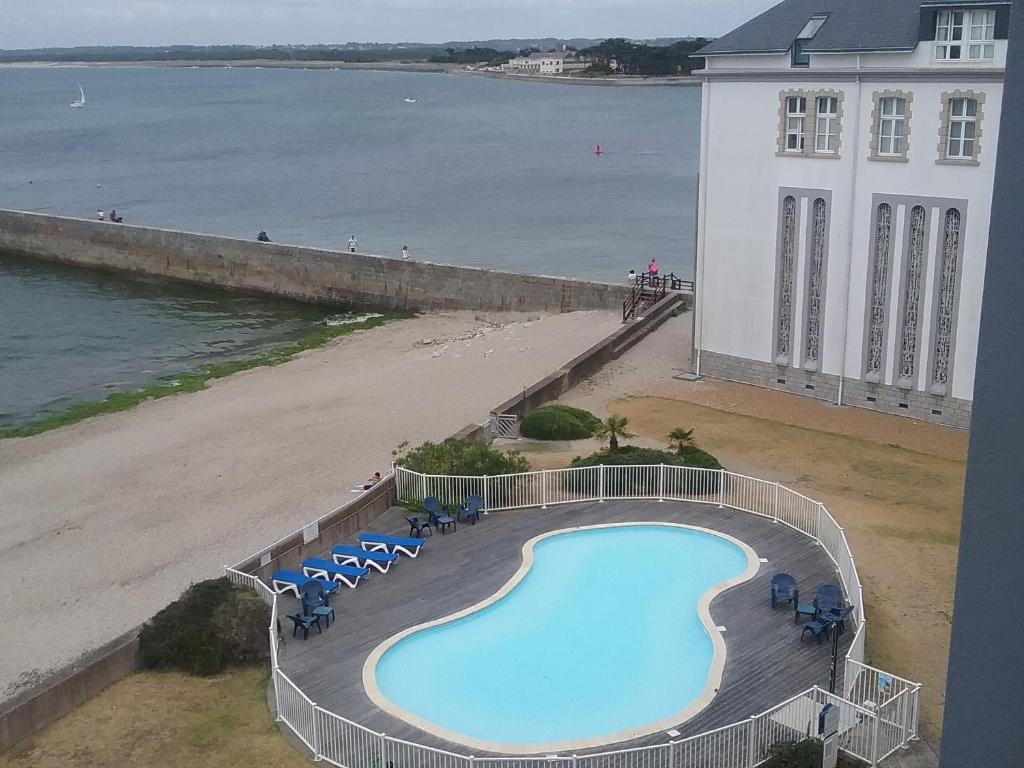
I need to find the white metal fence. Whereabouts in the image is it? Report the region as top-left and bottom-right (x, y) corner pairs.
(227, 466), (920, 768)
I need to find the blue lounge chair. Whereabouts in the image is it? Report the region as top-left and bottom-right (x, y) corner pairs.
(359, 532), (426, 558)
(458, 495), (484, 524)
(770, 573), (799, 609)
(424, 497), (457, 533)
(301, 558), (369, 589)
(406, 516), (432, 538)
(331, 544), (399, 574)
(270, 571), (340, 599)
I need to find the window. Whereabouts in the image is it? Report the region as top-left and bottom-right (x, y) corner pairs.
(936, 9), (995, 61)
(947, 97), (977, 158)
(815, 97), (839, 153)
(786, 97), (806, 151)
(879, 97), (907, 156)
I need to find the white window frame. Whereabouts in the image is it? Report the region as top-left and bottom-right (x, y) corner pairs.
(947, 97), (978, 159)
(935, 9), (995, 61)
(878, 97), (907, 156)
(815, 96), (839, 153)
(785, 96), (806, 152)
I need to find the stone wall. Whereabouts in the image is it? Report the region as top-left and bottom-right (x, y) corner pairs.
(0, 210), (631, 314)
(700, 349), (971, 429)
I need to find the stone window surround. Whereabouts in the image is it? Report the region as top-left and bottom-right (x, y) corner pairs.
(776, 89), (844, 159)
(860, 193), (968, 399)
(868, 90), (914, 163)
(936, 90), (986, 166)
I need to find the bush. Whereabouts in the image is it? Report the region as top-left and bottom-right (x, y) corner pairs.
(139, 578), (271, 675)
(397, 438), (530, 476)
(520, 404), (601, 440)
(568, 445), (724, 496)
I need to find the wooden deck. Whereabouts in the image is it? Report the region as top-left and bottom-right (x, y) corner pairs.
(276, 500), (852, 754)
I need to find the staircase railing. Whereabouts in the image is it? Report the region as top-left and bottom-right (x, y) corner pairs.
(622, 271), (692, 322)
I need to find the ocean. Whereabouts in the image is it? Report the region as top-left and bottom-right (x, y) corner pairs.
(0, 66), (699, 427)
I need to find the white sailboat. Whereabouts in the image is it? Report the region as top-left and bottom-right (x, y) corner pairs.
(70, 83), (86, 109)
(403, 98), (417, 104)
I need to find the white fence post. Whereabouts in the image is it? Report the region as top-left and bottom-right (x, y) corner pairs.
(718, 468), (725, 508)
(773, 481), (780, 522)
(312, 702), (321, 761)
(817, 502), (826, 541)
(747, 715), (758, 767)
(599, 464), (605, 502)
(542, 469), (548, 509)
(658, 463), (665, 501)
(667, 740), (676, 768)
(870, 706), (882, 767)
(379, 732), (388, 768)
(483, 475), (490, 512)
(420, 473), (427, 502)
(273, 665), (283, 722)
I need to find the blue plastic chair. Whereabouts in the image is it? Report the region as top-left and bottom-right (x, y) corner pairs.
(458, 495), (484, 524)
(405, 516), (432, 538)
(814, 584), (844, 616)
(821, 605), (854, 636)
(770, 573), (799, 609)
(300, 579), (329, 617)
(424, 497), (457, 534)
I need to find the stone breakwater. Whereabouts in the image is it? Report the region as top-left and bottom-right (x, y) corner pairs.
(0, 210), (630, 315)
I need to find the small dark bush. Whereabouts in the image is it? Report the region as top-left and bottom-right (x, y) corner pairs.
(139, 578), (271, 675)
(761, 739), (865, 767)
(520, 404), (600, 440)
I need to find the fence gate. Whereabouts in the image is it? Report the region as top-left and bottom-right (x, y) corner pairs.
(490, 413), (519, 438)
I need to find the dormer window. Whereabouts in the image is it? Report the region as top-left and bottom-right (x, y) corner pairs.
(792, 15), (828, 67)
(936, 9), (995, 61)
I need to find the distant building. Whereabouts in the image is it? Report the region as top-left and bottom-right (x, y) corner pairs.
(503, 50), (591, 75)
(692, 0), (1009, 429)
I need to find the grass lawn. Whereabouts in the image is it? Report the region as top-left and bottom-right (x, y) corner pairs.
(0, 667), (307, 768)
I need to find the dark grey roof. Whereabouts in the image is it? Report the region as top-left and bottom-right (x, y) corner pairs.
(698, 0), (924, 56)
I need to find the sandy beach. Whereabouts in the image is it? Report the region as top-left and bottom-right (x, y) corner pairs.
(0, 310), (621, 703)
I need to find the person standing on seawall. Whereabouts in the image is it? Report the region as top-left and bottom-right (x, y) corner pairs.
(402, 245), (410, 261)
(627, 269), (637, 286)
(348, 234), (358, 253)
(647, 258), (659, 285)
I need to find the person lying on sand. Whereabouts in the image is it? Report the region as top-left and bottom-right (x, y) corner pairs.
(351, 472), (383, 492)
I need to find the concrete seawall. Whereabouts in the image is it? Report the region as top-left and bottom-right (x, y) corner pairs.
(0, 210), (630, 314)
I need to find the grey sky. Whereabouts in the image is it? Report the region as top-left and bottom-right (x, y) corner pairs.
(1, 0), (777, 50)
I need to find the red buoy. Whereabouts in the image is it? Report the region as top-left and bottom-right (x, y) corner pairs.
(594, 144), (603, 156)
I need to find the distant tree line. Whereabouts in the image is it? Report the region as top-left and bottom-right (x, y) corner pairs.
(581, 38), (710, 76)
(428, 47), (515, 66)
(0, 44), (445, 64)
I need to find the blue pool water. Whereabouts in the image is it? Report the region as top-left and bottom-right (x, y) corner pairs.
(372, 525), (752, 748)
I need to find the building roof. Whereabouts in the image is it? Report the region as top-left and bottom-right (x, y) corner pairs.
(697, 0), (927, 56)
(529, 50), (570, 59)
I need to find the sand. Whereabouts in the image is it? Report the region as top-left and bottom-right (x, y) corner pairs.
(514, 312), (963, 750)
(0, 310), (621, 703)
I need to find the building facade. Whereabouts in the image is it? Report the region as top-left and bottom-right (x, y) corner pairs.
(694, 0), (1009, 428)
(502, 50), (590, 74)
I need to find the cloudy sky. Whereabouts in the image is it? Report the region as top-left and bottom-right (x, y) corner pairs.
(2, 0), (778, 49)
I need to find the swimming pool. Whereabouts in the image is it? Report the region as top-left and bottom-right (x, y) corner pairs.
(364, 523), (759, 753)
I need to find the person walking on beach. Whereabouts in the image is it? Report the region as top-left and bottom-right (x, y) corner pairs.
(401, 245), (410, 261)
(348, 234), (358, 253)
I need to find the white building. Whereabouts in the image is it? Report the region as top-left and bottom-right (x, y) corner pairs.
(503, 50), (590, 75)
(693, 0), (1009, 428)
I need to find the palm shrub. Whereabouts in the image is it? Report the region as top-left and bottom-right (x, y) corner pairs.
(139, 578), (271, 675)
(395, 438), (531, 509)
(593, 414), (635, 451)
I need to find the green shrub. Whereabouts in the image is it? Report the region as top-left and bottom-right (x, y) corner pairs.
(568, 445), (723, 495)
(139, 578), (271, 675)
(397, 438), (530, 476)
(520, 404), (600, 440)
